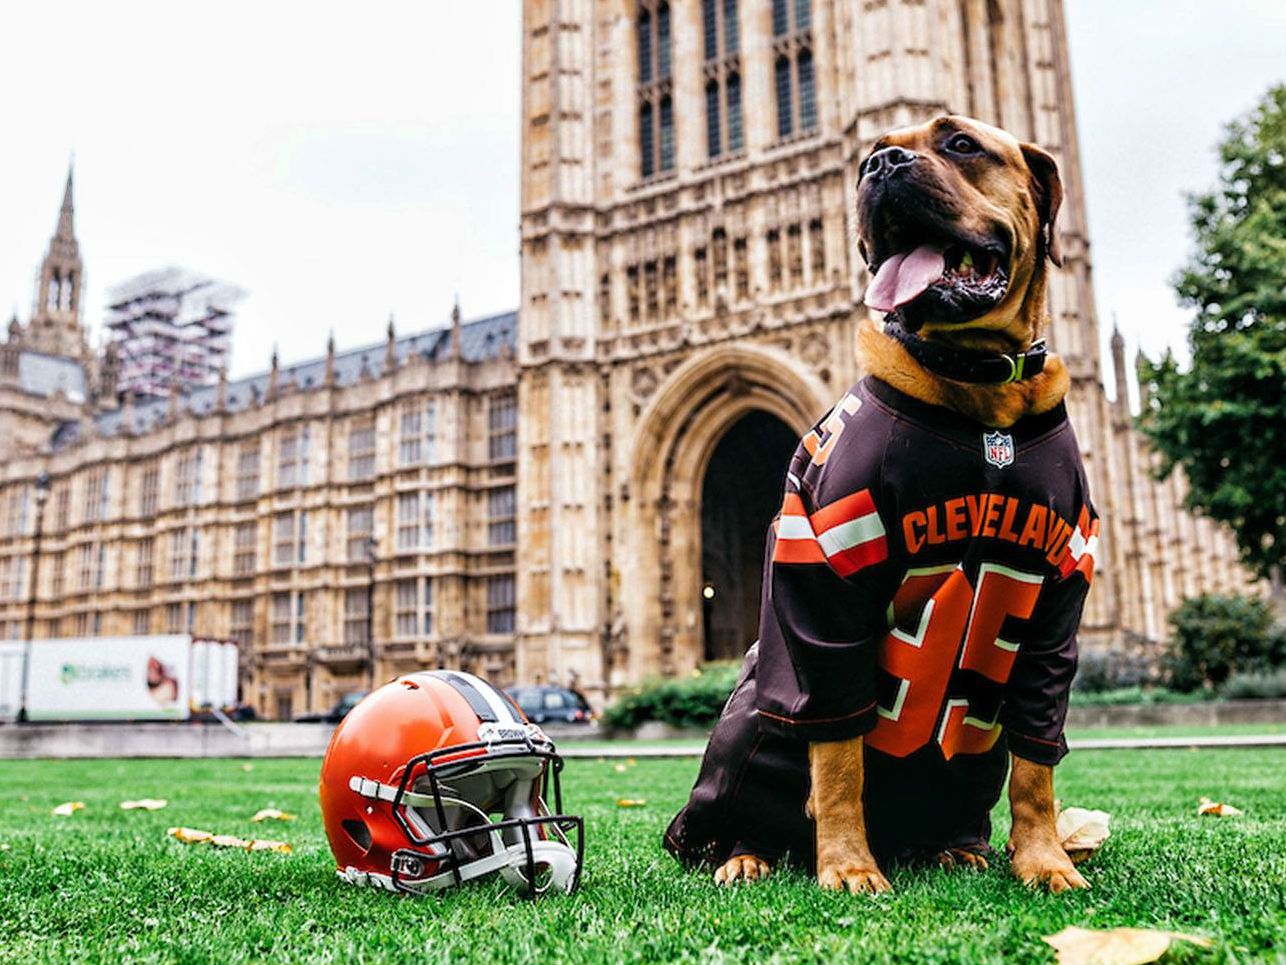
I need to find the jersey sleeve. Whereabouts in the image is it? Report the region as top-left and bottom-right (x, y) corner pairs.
(1001, 504), (1099, 764)
(754, 399), (899, 743)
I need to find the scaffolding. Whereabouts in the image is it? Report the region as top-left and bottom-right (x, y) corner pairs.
(104, 268), (244, 400)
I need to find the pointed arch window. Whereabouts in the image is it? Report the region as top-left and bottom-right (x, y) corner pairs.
(637, 2), (675, 178)
(773, 0), (817, 140)
(702, 0), (743, 160)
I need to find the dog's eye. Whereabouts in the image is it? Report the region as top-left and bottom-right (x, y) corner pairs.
(947, 133), (981, 155)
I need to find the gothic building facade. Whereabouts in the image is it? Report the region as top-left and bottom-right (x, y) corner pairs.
(0, 0), (1253, 718)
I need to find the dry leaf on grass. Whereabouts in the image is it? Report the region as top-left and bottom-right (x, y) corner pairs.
(168, 827), (213, 844)
(616, 799), (647, 808)
(211, 834), (251, 848)
(613, 763), (629, 773)
(1056, 805), (1111, 864)
(250, 808), (296, 823)
(1197, 797), (1242, 817)
(51, 802), (85, 817)
(1043, 926), (1211, 965)
(247, 839), (292, 854)
(120, 799), (168, 811)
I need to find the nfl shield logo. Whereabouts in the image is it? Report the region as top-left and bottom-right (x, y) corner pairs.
(982, 431), (1015, 468)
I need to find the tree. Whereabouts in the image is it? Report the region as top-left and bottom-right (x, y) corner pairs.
(1138, 85), (1286, 586)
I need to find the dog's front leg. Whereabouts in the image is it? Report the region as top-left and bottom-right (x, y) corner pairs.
(1007, 754), (1088, 893)
(809, 737), (891, 893)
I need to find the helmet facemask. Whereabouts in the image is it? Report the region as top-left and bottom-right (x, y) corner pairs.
(387, 736), (583, 897)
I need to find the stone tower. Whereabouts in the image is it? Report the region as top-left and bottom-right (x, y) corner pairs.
(516, 0), (1247, 699)
(25, 165), (88, 360)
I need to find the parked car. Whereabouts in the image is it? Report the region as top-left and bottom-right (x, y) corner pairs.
(295, 691), (367, 724)
(505, 685), (594, 724)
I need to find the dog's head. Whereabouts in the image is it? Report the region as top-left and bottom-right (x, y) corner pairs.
(856, 115), (1063, 347)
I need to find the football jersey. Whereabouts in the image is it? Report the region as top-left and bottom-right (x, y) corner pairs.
(665, 375), (1098, 868)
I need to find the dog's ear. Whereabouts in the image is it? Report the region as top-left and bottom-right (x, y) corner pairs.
(1020, 143), (1064, 267)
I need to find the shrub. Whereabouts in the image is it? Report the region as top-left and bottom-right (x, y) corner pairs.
(1073, 648), (1158, 693)
(603, 661), (741, 731)
(1163, 593), (1285, 692)
(1068, 686), (1213, 707)
(1221, 668), (1286, 700)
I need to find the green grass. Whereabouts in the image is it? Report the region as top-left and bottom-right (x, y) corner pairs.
(1, 749), (1284, 964)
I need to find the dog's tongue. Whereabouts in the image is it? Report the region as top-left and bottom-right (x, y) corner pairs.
(864, 244), (947, 312)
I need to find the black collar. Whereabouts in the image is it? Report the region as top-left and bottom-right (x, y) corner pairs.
(884, 318), (1047, 385)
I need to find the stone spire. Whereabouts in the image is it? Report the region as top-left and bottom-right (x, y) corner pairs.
(324, 330), (336, 386)
(1110, 316), (1129, 416)
(26, 162), (87, 360)
(385, 314), (397, 370)
(450, 297), (462, 359)
(268, 345), (280, 398)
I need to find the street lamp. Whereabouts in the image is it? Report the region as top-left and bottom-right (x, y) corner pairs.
(364, 535), (378, 690)
(23, 472), (51, 644)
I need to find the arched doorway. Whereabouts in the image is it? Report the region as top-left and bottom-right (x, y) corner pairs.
(699, 410), (798, 662)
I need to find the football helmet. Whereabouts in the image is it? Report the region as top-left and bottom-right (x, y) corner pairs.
(319, 670), (583, 896)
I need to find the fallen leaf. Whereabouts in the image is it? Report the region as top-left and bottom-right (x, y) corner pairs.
(613, 764), (629, 774)
(51, 801), (85, 817)
(120, 799), (168, 811)
(1057, 805), (1111, 863)
(250, 808), (296, 823)
(240, 763), (254, 773)
(1197, 797), (1242, 817)
(247, 839), (292, 854)
(0, 843), (11, 851)
(167, 827), (213, 844)
(211, 834), (251, 848)
(1043, 926), (1211, 965)
(616, 799), (647, 808)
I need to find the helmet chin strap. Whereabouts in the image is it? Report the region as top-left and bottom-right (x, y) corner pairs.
(399, 831), (578, 895)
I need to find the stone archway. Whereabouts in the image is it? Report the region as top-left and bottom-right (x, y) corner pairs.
(617, 343), (832, 684)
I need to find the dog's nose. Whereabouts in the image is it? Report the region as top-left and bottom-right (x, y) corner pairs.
(863, 146), (919, 180)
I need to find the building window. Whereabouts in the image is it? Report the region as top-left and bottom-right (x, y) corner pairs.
(77, 544), (99, 592)
(703, 0), (743, 160)
(637, 2), (675, 178)
(139, 467), (159, 519)
(4, 487), (30, 537)
(695, 246), (709, 307)
(773, 0), (816, 139)
(278, 426), (310, 489)
(486, 575), (516, 634)
(270, 592), (306, 645)
(733, 237), (749, 301)
(230, 599), (254, 646)
(662, 256), (678, 318)
(712, 228), (728, 295)
(398, 401), (436, 467)
(236, 442), (261, 500)
(489, 394), (517, 462)
(393, 578), (436, 640)
(233, 522), (257, 576)
(133, 610), (151, 635)
(348, 419), (376, 482)
(83, 468), (109, 523)
(627, 266), (641, 324)
(168, 528), (198, 582)
(767, 228), (783, 290)
(74, 612), (90, 637)
(344, 588), (370, 645)
(166, 602), (183, 634)
(396, 492), (433, 552)
(808, 217), (826, 282)
(273, 511), (307, 566)
(347, 505), (374, 561)
(136, 538), (154, 588)
(488, 487), (516, 547)
(54, 487), (70, 532)
(174, 449), (202, 507)
(0, 557), (25, 602)
(50, 551), (65, 597)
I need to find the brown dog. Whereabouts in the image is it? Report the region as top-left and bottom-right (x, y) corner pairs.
(665, 116), (1094, 895)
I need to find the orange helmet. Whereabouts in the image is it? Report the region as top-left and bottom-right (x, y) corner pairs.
(319, 670), (582, 896)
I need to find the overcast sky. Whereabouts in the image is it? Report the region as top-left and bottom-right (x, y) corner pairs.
(1, 2), (1283, 383)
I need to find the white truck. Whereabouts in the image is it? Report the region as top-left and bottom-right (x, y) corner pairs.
(0, 635), (239, 723)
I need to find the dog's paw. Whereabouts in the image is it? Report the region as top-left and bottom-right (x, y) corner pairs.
(713, 854), (771, 886)
(1009, 846), (1089, 893)
(817, 862), (892, 894)
(936, 848), (989, 872)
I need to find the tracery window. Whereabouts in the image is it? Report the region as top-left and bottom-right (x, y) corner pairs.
(703, 0), (744, 160)
(773, 0), (816, 139)
(637, 2), (675, 178)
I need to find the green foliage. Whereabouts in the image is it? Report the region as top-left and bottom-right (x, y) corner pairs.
(1138, 85), (1286, 581)
(602, 661), (741, 730)
(1163, 593), (1285, 691)
(1067, 685), (1212, 707)
(1221, 667), (1286, 700)
(1071, 647), (1158, 693)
